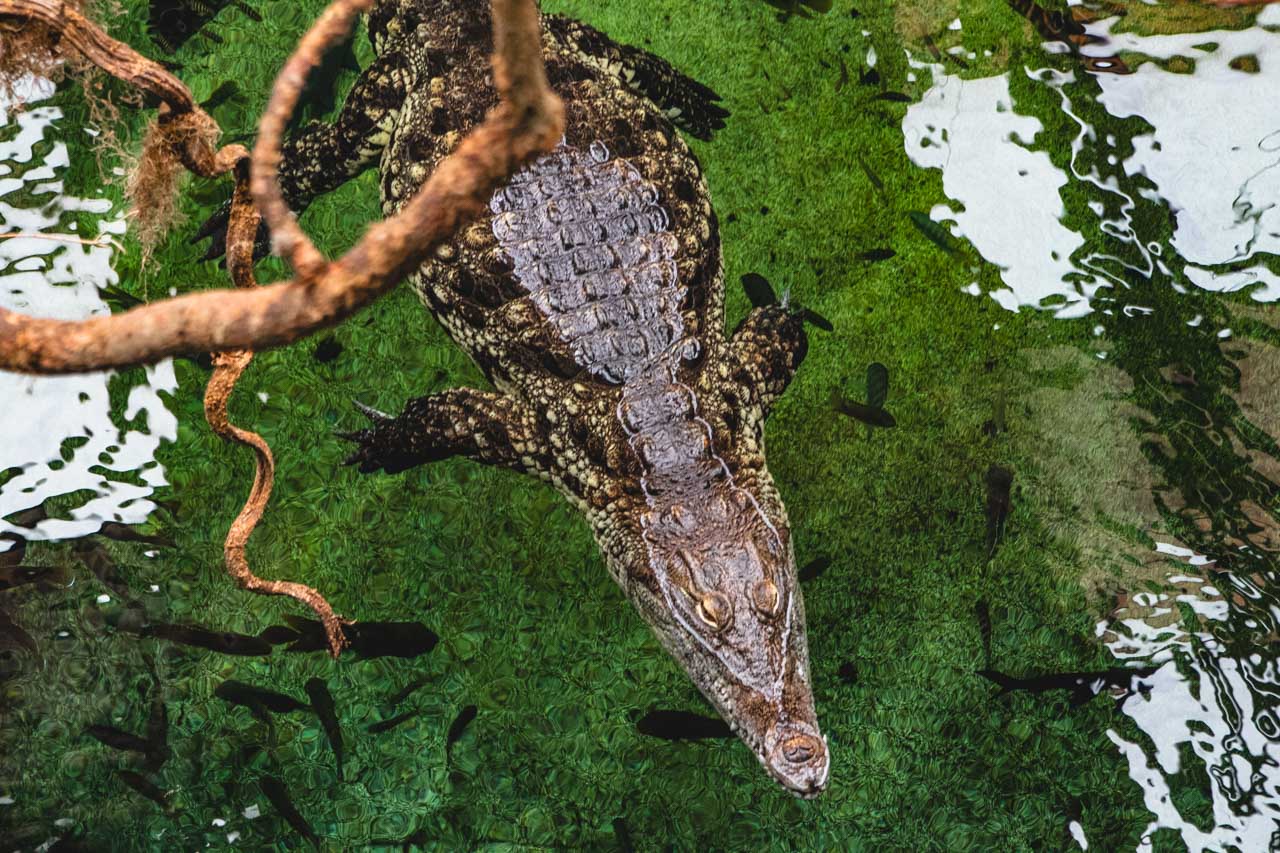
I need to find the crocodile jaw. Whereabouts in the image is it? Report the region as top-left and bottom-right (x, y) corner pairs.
(610, 494), (830, 798)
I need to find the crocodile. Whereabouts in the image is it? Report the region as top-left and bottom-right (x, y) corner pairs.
(204, 0), (828, 797)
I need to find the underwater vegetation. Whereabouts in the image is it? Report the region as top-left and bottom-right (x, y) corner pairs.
(2, 0), (1280, 849)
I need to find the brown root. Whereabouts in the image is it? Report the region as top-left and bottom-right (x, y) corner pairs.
(0, 10), (65, 98)
(201, 162), (349, 658)
(127, 110), (220, 264)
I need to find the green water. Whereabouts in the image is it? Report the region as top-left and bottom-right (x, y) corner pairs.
(3, 0), (1280, 849)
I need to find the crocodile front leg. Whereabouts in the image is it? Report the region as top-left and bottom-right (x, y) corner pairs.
(710, 305), (808, 450)
(546, 15), (729, 140)
(340, 388), (550, 477)
(276, 49), (410, 208)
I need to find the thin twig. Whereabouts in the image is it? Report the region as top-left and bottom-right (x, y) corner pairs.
(0, 232), (124, 252)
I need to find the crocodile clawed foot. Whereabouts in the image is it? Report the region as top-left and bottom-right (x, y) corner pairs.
(336, 400), (423, 475)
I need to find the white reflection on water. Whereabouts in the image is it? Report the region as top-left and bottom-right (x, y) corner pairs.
(0, 77), (176, 547)
(901, 61), (1104, 318)
(901, 17), (1280, 313)
(1089, 18), (1280, 271)
(1100, 550), (1280, 852)
(902, 13), (1280, 850)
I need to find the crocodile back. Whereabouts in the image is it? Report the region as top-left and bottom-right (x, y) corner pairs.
(490, 141), (686, 387)
(382, 21), (723, 415)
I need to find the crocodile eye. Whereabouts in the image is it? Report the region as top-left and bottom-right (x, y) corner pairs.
(697, 591), (732, 631)
(750, 579), (780, 617)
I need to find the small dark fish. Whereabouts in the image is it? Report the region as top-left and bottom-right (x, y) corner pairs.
(835, 57), (849, 92)
(635, 709), (733, 740)
(741, 272), (777, 309)
(857, 156), (885, 196)
(613, 817), (636, 853)
(975, 600), (993, 668)
(149, 0), (260, 50)
(837, 662), (858, 684)
(873, 91), (912, 103)
(798, 556), (831, 583)
(0, 563), (71, 592)
(446, 704), (478, 754)
(283, 617), (438, 659)
(256, 624), (301, 646)
(312, 336), (343, 364)
(259, 775), (320, 849)
(866, 362), (889, 411)
(198, 80), (239, 110)
(859, 65), (880, 86)
(908, 211), (961, 255)
(139, 622), (273, 656)
(0, 607), (37, 655)
(830, 388), (897, 430)
(367, 710), (419, 734)
(985, 465), (1013, 556)
(214, 680), (310, 716)
(230, 0), (261, 20)
(97, 522), (174, 548)
(738, 274), (831, 330)
(922, 34), (945, 62)
(145, 692), (170, 771)
(87, 724), (150, 754)
(148, 0), (238, 54)
(978, 665), (1156, 707)
(116, 770), (170, 811)
(305, 678), (345, 782)
(387, 675), (430, 707)
(98, 283), (144, 313)
(907, 209), (964, 251)
(855, 248), (895, 262)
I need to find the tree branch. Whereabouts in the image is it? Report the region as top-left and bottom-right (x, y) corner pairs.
(0, 0), (564, 374)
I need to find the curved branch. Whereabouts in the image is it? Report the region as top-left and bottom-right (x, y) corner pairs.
(0, 0), (564, 375)
(2, 0), (194, 112)
(203, 161), (348, 658)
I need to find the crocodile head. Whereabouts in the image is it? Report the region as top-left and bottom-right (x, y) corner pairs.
(615, 483), (829, 797)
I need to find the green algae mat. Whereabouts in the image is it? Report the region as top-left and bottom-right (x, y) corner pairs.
(4, 0), (1280, 849)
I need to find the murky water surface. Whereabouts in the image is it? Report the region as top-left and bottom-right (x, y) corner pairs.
(3, 2), (1280, 849)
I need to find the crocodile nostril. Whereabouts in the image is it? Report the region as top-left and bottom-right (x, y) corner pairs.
(782, 734), (820, 764)
(750, 578), (780, 616)
(696, 591), (732, 631)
